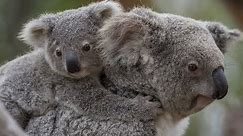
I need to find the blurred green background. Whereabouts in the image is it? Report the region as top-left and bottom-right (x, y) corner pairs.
(0, 0), (242, 136)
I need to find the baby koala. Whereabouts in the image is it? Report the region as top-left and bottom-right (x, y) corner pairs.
(19, 3), (106, 79)
(0, 1), (162, 133)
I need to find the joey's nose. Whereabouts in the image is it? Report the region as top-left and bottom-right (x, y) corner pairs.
(65, 51), (81, 73)
(212, 67), (228, 100)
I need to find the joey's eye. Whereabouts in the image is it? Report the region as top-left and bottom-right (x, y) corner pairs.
(55, 48), (62, 57)
(188, 63), (198, 72)
(82, 44), (91, 52)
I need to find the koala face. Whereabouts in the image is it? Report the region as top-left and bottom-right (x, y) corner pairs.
(45, 15), (103, 78)
(148, 23), (225, 116)
(99, 8), (242, 117)
(19, 1), (123, 78)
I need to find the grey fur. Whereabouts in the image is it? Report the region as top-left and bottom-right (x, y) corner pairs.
(0, 1), (162, 136)
(0, 49), (158, 136)
(204, 21), (242, 54)
(18, 0), (124, 78)
(0, 101), (26, 136)
(0, 4), (242, 136)
(98, 7), (242, 136)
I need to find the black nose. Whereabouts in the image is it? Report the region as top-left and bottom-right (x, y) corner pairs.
(212, 67), (228, 100)
(65, 51), (81, 73)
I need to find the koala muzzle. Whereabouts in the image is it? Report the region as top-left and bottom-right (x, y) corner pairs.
(65, 51), (81, 73)
(212, 67), (228, 100)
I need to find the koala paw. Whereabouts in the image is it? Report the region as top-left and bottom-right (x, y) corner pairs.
(132, 95), (163, 121)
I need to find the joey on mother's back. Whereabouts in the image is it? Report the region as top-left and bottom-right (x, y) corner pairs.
(0, 2), (163, 136)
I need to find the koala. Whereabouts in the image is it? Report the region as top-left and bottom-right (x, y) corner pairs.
(18, 1), (115, 78)
(1, 3), (241, 136)
(97, 7), (242, 136)
(0, 1), (162, 135)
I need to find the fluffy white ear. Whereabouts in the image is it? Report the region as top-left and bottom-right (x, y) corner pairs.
(205, 22), (243, 54)
(18, 14), (55, 49)
(93, 0), (123, 19)
(99, 15), (146, 67)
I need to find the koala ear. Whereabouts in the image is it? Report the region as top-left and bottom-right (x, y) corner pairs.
(99, 15), (146, 67)
(18, 14), (55, 49)
(94, 1), (123, 20)
(205, 22), (243, 54)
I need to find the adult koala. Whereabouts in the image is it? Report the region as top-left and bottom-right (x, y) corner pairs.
(0, 1), (162, 136)
(98, 7), (242, 136)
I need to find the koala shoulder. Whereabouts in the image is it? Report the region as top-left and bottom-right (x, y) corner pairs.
(0, 49), (58, 119)
(0, 49), (45, 77)
(0, 49), (54, 103)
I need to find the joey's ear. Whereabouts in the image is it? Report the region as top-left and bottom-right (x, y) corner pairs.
(205, 22), (243, 54)
(99, 15), (146, 67)
(94, 1), (123, 20)
(18, 14), (55, 49)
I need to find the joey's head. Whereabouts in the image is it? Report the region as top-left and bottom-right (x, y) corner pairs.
(99, 8), (242, 117)
(18, 1), (123, 78)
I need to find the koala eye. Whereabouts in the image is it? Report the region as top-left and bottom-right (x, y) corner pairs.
(82, 44), (91, 52)
(188, 62), (198, 72)
(55, 48), (62, 57)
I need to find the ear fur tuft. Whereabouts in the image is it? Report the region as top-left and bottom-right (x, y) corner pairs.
(205, 22), (243, 54)
(99, 14), (146, 67)
(93, 0), (123, 19)
(18, 14), (55, 49)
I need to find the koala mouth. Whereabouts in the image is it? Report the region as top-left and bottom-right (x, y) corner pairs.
(67, 68), (93, 79)
(68, 66), (103, 79)
(190, 94), (214, 112)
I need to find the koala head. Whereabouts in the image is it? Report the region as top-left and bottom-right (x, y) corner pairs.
(18, 1), (123, 78)
(99, 8), (242, 117)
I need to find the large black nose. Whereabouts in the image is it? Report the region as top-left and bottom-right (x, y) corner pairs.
(212, 67), (228, 100)
(65, 51), (81, 73)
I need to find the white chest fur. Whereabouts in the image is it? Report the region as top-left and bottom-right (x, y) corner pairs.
(156, 113), (190, 136)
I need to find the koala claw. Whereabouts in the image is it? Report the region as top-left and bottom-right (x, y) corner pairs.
(134, 95), (161, 107)
(132, 94), (163, 119)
